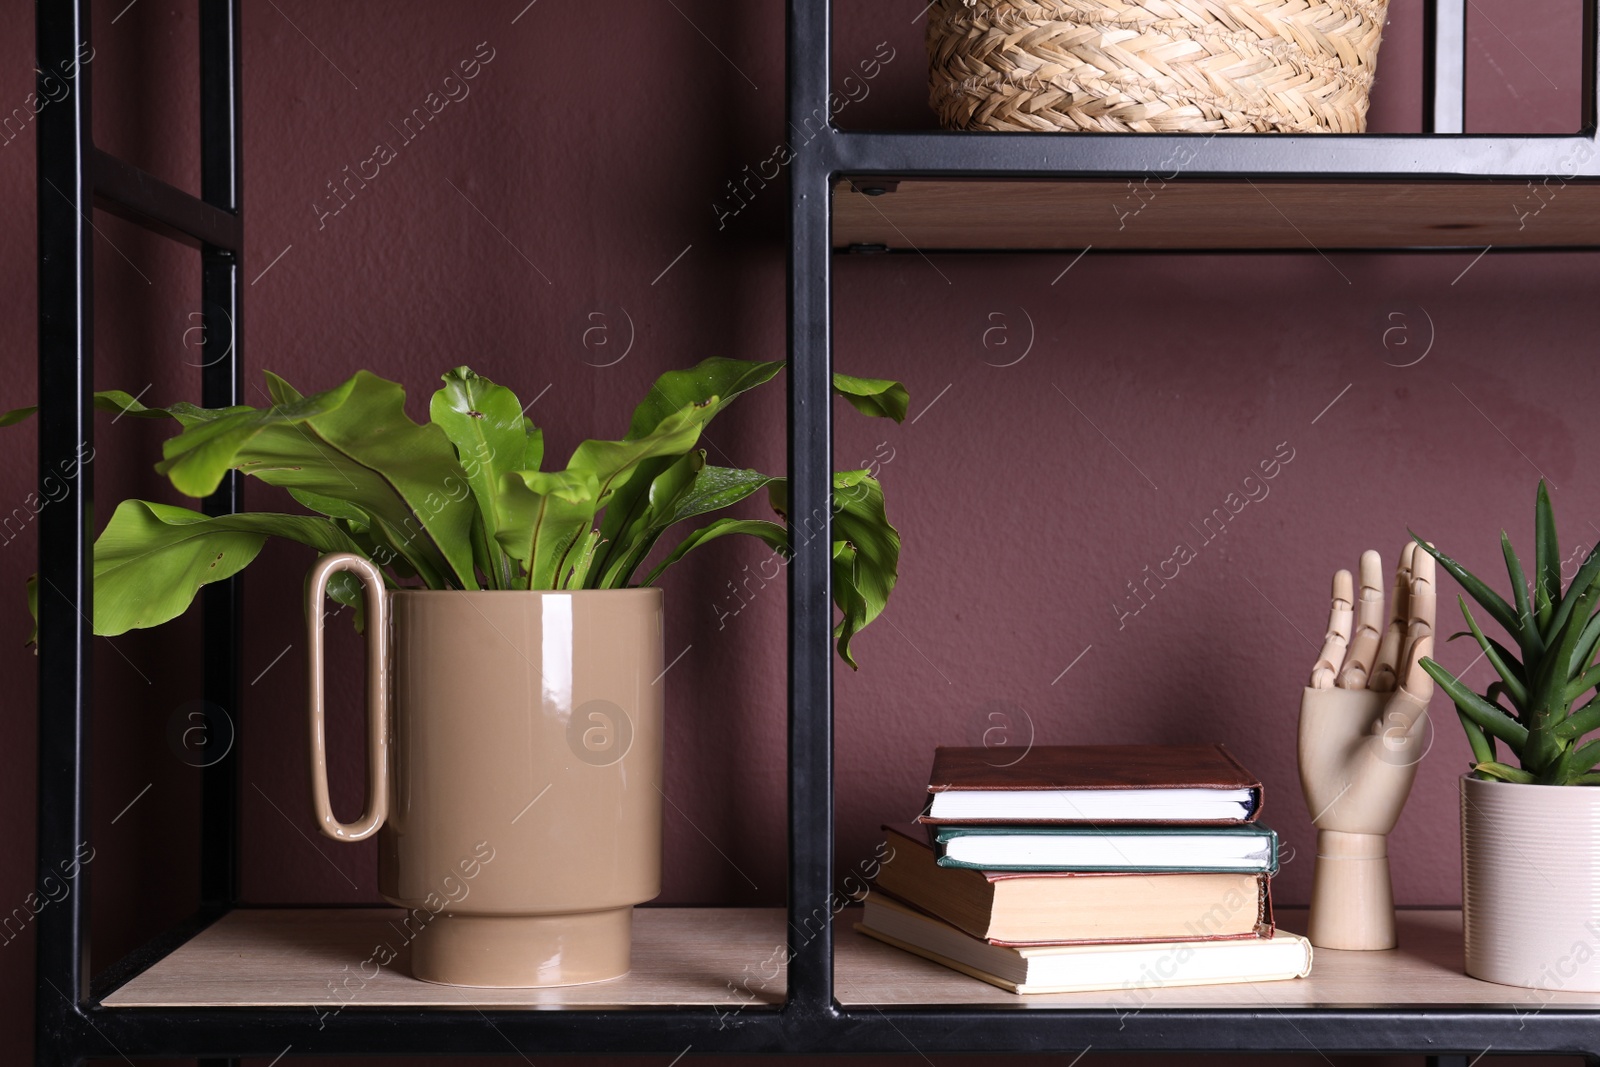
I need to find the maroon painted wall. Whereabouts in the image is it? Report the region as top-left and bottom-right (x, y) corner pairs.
(0, 2), (1594, 1064)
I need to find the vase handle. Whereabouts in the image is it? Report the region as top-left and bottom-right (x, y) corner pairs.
(306, 552), (390, 842)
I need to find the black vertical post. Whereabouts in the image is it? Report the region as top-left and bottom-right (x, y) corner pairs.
(1424, 0), (1467, 134)
(197, 0), (243, 914)
(785, 0), (834, 1019)
(1583, 0), (1598, 133)
(35, 0), (94, 1063)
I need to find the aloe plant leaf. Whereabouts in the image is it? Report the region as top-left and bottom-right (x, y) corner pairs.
(494, 469), (599, 590)
(1420, 656), (1528, 752)
(641, 518), (789, 587)
(1457, 708), (1498, 766)
(831, 372), (909, 422)
(1570, 663), (1600, 704)
(1413, 534), (1529, 657)
(92, 500), (366, 636)
(1542, 571), (1600, 709)
(1549, 539), (1600, 654)
(429, 367), (526, 588)
(625, 358), (784, 440)
(1565, 737), (1600, 778)
(1534, 480), (1561, 633)
(1573, 612), (1600, 682)
(1458, 596), (1529, 711)
(155, 371), (478, 589)
(1473, 760), (1537, 784)
(1557, 695), (1600, 740)
(1500, 531), (1537, 648)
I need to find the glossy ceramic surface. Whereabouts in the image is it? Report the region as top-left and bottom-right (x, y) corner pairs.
(307, 554), (664, 987)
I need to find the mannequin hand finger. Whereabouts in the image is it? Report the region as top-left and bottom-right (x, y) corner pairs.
(1311, 569), (1355, 689)
(1400, 633), (1435, 704)
(1338, 550), (1386, 690)
(1400, 549), (1437, 677)
(1370, 542), (1414, 693)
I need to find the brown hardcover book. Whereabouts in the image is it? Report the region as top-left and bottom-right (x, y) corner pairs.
(919, 743), (1263, 825)
(874, 825), (1273, 946)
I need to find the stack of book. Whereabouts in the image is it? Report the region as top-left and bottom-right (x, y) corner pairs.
(857, 743), (1312, 994)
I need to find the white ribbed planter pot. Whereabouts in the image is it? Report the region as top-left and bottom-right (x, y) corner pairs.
(1462, 774), (1600, 991)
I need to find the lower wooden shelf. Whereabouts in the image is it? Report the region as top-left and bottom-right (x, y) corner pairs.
(839, 906), (1598, 1009)
(102, 905), (1600, 1012)
(103, 906), (786, 1009)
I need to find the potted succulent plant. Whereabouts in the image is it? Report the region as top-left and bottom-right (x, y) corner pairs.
(1416, 482), (1600, 991)
(12, 357), (907, 988)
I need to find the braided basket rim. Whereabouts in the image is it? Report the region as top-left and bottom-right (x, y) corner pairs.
(928, 0), (1390, 134)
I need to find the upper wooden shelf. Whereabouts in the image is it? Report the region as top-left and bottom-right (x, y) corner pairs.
(103, 905), (1600, 1011)
(832, 178), (1600, 252)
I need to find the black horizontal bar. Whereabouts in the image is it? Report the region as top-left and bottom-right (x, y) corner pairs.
(61, 1003), (1600, 1057)
(837, 243), (1600, 255)
(827, 130), (1600, 181)
(91, 147), (241, 251)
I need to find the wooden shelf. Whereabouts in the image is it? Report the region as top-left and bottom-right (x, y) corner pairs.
(104, 905), (1600, 1012)
(104, 907), (786, 1009)
(832, 179), (1600, 251)
(837, 907), (1600, 1008)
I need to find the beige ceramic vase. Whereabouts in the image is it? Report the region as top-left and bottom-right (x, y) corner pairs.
(1462, 774), (1600, 991)
(306, 552), (664, 988)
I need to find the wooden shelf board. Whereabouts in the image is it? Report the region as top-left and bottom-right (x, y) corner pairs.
(832, 179), (1600, 251)
(835, 907), (1600, 1008)
(103, 907), (785, 1009)
(102, 905), (1600, 1011)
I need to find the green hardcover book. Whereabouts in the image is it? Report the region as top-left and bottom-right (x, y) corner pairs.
(935, 823), (1279, 874)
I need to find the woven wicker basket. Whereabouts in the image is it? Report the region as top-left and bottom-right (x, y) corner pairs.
(928, 0), (1389, 134)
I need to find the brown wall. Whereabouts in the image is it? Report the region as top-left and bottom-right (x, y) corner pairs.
(0, 2), (1594, 1064)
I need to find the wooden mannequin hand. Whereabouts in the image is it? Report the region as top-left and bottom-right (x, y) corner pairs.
(1299, 543), (1436, 835)
(1296, 543), (1436, 950)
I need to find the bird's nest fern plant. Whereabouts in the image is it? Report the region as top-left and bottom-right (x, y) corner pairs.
(1416, 482), (1600, 784)
(10, 357), (907, 668)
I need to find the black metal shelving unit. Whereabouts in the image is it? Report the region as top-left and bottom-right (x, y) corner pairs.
(31, 0), (1600, 1062)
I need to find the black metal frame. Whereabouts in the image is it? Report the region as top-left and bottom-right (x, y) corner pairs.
(30, 0), (1600, 1062)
